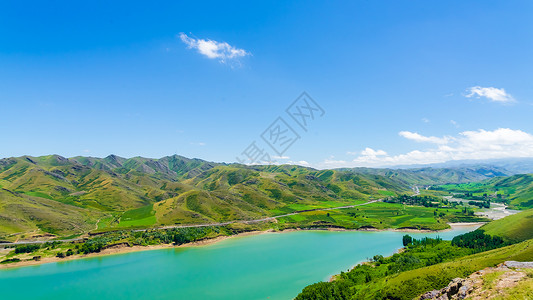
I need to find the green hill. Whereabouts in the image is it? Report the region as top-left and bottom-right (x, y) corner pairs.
(487, 174), (533, 208)
(481, 208), (533, 243)
(0, 155), (419, 238)
(435, 173), (533, 209)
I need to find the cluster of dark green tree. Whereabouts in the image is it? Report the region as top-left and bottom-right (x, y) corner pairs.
(456, 192), (489, 201)
(468, 200), (491, 209)
(57, 226), (230, 257)
(14, 244), (41, 254)
(451, 229), (506, 251)
(402, 235), (442, 247)
(384, 195), (444, 208)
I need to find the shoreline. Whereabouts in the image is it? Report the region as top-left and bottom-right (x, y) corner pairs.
(0, 230), (270, 270)
(0, 223), (484, 271)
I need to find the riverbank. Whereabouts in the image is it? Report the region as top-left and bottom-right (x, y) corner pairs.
(0, 223), (484, 270)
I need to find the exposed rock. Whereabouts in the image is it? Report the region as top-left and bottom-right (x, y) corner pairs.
(504, 260), (533, 269)
(443, 278), (464, 298)
(419, 290), (440, 299)
(418, 261), (533, 300)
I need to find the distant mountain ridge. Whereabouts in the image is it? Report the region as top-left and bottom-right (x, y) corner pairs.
(337, 165), (510, 186)
(392, 158), (533, 175)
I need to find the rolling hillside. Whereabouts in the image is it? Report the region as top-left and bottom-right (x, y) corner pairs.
(486, 174), (533, 208)
(481, 208), (533, 243)
(0, 155), (414, 238)
(0, 154), (524, 239)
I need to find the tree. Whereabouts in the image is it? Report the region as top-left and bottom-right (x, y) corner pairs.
(402, 235), (413, 247)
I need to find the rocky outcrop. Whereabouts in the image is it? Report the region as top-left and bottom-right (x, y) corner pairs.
(419, 278), (474, 300)
(419, 261), (533, 300)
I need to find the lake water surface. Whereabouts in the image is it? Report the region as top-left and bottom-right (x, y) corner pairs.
(0, 226), (478, 300)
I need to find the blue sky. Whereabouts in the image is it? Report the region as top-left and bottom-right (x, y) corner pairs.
(1, 1), (532, 168)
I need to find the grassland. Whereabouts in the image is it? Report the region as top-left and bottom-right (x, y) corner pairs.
(481, 208), (533, 243)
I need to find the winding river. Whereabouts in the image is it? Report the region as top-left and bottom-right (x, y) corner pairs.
(0, 226), (479, 300)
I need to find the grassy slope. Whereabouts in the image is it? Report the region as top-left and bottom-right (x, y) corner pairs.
(481, 208), (533, 243)
(0, 189), (104, 237)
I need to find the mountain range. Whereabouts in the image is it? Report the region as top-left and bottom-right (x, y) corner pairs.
(0, 154), (530, 238)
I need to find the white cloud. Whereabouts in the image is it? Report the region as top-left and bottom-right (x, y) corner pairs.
(320, 128), (533, 168)
(190, 142), (206, 146)
(179, 33), (250, 64)
(360, 148), (387, 157)
(465, 86), (515, 103)
(399, 131), (449, 144)
(320, 159), (348, 168)
(422, 118), (430, 123)
(272, 155), (290, 160)
(294, 160), (310, 166)
(450, 120), (459, 128)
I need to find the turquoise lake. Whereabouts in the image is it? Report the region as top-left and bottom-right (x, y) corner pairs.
(0, 227), (478, 300)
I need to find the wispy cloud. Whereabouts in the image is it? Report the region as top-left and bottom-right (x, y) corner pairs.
(190, 142), (206, 146)
(321, 128), (533, 168)
(399, 131), (449, 144)
(465, 86), (515, 103)
(272, 155), (290, 160)
(450, 120), (459, 128)
(179, 33), (250, 65)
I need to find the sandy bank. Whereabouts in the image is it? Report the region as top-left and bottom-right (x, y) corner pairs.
(0, 230), (269, 270)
